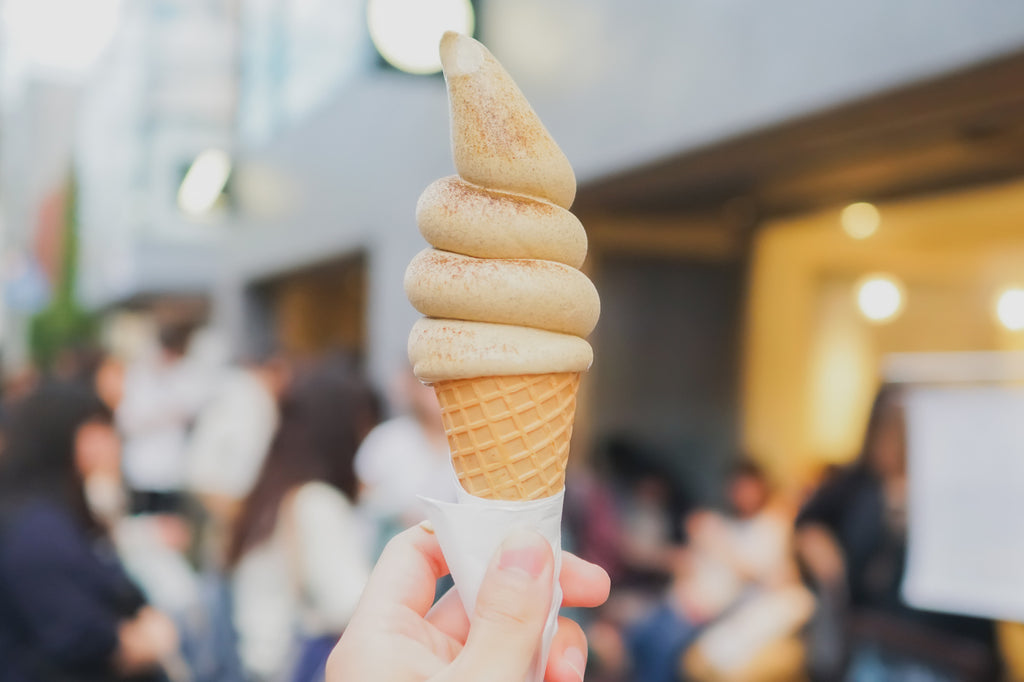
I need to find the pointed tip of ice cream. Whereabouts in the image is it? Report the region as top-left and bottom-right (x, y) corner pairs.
(440, 33), (576, 208)
(439, 32), (485, 78)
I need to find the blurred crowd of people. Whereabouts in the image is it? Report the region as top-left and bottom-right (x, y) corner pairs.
(0, 326), (455, 682)
(571, 388), (1005, 682)
(0, 327), (1015, 682)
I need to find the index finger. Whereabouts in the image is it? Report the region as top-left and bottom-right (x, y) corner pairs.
(359, 522), (450, 617)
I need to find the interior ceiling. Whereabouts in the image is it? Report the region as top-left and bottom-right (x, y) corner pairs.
(575, 49), (1024, 220)
(761, 175), (1024, 290)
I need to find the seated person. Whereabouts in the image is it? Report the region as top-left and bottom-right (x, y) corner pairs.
(628, 461), (812, 682)
(796, 386), (996, 681)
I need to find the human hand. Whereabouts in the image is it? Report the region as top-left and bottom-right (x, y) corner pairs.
(114, 607), (179, 674)
(795, 524), (846, 589)
(139, 607), (179, 653)
(327, 523), (610, 682)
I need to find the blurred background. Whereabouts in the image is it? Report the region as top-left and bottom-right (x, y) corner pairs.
(1, 1), (1024, 681)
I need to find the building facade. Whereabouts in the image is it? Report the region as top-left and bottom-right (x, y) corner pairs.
(7, 0), (1024, 491)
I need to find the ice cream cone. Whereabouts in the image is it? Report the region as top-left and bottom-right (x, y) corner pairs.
(434, 372), (580, 501)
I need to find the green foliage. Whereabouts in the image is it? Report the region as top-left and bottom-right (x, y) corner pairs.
(28, 175), (98, 371)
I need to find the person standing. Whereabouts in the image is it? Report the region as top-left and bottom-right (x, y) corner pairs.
(354, 370), (454, 550)
(226, 356), (379, 682)
(186, 353), (290, 556)
(117, 323), (209, 515)
(0, 382), (178, 682)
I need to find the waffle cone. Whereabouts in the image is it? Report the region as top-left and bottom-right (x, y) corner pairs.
(434, 372), (580, 501)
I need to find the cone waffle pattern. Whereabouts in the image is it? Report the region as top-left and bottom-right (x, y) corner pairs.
(435, 372), (580, 500)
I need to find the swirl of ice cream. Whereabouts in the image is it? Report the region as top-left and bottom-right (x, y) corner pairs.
(405, 33), (600, 383)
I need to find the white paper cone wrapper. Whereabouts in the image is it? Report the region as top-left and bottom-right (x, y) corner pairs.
(421, 486), (564, 682)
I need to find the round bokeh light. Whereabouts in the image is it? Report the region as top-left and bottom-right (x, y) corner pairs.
(856, 275), (904, 323)
(840, 202), (880, 240)
(367, 0), (475, 75)
(996, 289), (1024, 331)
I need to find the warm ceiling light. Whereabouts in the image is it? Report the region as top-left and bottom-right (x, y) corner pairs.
(177, 149), (231, 216)
(996, 288), (1024, 331)
(856, 275), (904, 323)
(841, 202), (880, 239)
(367, 0), (475, 75)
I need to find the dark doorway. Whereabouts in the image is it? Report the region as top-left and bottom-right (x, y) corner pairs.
(247, 252), (367, 359)
(591, 256), (743, 503)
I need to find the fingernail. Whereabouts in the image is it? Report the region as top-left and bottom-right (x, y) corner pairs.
(498, 529), (548, 579)
(564, 646), (586, 680)
(418, 520), (435, 534)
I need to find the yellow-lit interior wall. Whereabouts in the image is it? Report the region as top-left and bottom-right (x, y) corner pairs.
(743, 179), (1024, 489)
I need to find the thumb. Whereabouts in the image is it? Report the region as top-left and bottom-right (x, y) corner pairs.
(452, 529), (555, 681)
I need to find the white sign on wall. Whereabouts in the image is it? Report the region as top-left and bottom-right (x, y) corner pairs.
(902, 385), (1024, 622)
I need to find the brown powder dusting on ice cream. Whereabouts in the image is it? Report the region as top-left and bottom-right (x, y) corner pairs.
(440, 31), (576, 209)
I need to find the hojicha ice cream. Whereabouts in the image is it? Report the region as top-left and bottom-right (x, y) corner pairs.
(405, 32), (599, 500)
(406, 32), (599, 383)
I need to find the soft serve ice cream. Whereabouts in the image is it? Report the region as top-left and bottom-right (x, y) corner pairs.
(409, 33), (597, 681)
(405, 32), (599, 384)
